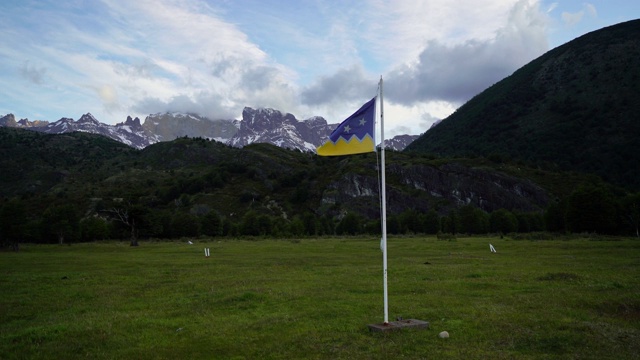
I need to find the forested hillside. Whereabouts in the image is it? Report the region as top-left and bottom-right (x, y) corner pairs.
(1, 127), (639, 248)
(406, 19), (640, 191)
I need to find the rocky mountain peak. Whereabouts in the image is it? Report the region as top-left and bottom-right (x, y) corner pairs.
(78, 113), (100, 124)
(119, 116), (143, 129)
(1, 107), (418, 152)
(0, 114), (17, 127)
(241, 107), (297, 130)
(304, 116), (329, 128)
(383, 134), (421, 151)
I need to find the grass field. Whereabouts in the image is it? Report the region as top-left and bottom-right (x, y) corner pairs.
(1, 236), (639, 359)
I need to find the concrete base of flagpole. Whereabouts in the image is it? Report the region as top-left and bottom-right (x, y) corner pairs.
(367, 319), (429, 332)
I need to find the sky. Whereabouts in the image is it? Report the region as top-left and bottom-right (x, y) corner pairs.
(1, 0), (638, 138)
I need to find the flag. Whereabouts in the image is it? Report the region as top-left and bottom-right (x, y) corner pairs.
(316, 97), (376, 156)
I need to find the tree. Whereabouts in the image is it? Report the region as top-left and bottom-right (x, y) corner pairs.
(544, 200), (566, 232)
(238, 211), (273, 236)
(441, 210), (461, 234)
(42, 204), (79, 245)
(336, 213), (361, 235)
(241, 211), (260, 236)
(288, 217), (305, 237)
(459, 205), (489, 234)
(105, 203), (148, 246)
(301, 212), (318, 236)
(80, 216), (109, 241)
(387, 215), (401, 234)
(399, 209), (420, 233)
(319, 215), (335, 236)
(565, 184), (617, 234)
(256, 214), (272, 236)
(171, 212), (201, 238)
(515, 212), (545, 233)
(490, 209), (518, 234)
(421, 210), (440, 234)
(621, 192), (640, 238)
(201, 211), (222, 237)
(0, 198), (26, 251)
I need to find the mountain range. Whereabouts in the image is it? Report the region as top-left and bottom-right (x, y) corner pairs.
(0, 108), (419, 152)
(2, 19), (640, 244)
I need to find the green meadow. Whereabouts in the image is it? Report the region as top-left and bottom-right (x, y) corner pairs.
(1, 236), (639, 359)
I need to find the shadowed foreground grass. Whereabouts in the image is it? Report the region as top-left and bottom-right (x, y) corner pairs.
(1, 236), (639, 359)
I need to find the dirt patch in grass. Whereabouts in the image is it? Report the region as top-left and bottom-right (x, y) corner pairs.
(536, 272), (582, 282)
(597, 300), (640, 321)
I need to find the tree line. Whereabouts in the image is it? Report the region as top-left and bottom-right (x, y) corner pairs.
(2, 182), (638, 249)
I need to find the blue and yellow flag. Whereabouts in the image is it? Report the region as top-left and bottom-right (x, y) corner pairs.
(316, 97), (376, 156)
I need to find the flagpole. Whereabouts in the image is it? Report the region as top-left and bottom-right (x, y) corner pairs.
(379, 76), (389, 324)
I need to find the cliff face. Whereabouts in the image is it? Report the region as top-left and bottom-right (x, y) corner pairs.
(321, 162), (549, 218)
(395, 163), (549, 212)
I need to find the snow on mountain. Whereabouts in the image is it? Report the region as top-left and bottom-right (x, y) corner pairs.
(1, 109), (419, 152)
(227, 107), (327, 151)
(383, 134), (421, 151)
(6, 113), (157, 149)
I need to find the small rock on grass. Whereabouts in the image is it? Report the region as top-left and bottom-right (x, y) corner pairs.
(439, 331), (449, 339)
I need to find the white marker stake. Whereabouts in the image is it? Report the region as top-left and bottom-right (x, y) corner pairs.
(489, 244), (497, 253)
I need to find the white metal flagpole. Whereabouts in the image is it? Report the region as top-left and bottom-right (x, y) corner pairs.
(379, 76), (389, 324)
(368, 79), (426, 332)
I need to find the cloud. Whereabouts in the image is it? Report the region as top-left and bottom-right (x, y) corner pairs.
(385, 0), (549, 106)
(300, 65), (374, 106)
(132, 92), (236, 120)
(562, 11), (585, 26)
(19, 61), (47, 85)
(289, 0), (553, 135)
(95, 84), (122, 114)
(561, 3), (597, 26)
(104, 0), (304, 120)
(4, 0), (591, 132)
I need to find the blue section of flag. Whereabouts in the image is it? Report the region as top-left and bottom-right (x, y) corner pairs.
(328, 97), (376, 143)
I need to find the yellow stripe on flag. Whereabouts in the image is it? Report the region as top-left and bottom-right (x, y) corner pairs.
(316, 135), (375, 156)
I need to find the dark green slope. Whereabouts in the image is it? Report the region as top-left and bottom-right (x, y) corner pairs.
(5, 126), (638, 239)
(0, 127), (137, 197)
(406, 19), (640, 190)
(0, 126), (551, 215)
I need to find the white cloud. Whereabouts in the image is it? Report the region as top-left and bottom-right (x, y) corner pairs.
(20, 61), (47, 85)
(96, 85), (120, 113)
(293, 0), (551, 134)
(4, 0), (630, 137)
(385, 0), (548, 105)
(561, 3), (597, 26)
(562, 10), (585, 26)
